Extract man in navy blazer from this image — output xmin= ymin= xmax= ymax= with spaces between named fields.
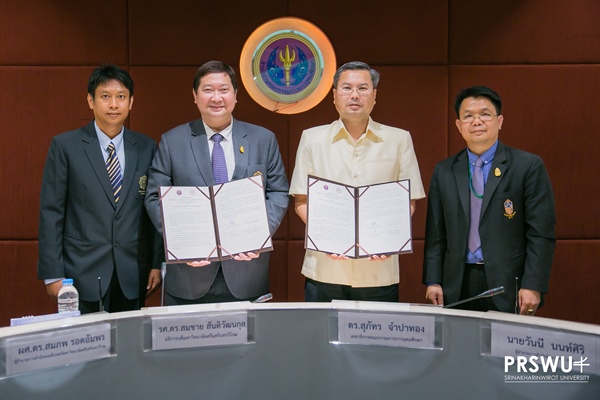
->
xmin=38 ymin=65 xmax=162 ymax=313
xmin=144 ymin=61 xmax=289 ymax=305
xmin=423 ymin=86 xmax=556 ymax=314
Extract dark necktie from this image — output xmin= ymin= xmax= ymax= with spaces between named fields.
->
xmin=106 ymin=142 xmax=123 ymax=203
xmin=468 ymin=157 xmax=484 ymax=253
xmin=211 ymin=133 xmax=228 ymax=184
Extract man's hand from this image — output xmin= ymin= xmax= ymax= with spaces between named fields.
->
xmin=518 ymin=288 xmax=541 ymax=315
xmin=326 ymin=253 xmax=350 ymax=260
xmin=46 ymin=280 xmax=63 ymax=301
xmin=187 ymin=260 xmax=211 ymax=267
xmin=426 ymin=284 xmax=444 ymax=306
xmin=233 ymin=252 xmax=259 ymax=261
xmin=146 ymin=269 xmax=161 ymax=294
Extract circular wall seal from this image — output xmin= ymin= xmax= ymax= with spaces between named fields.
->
xmin=240 ymin=17 xmax=336 ymax=114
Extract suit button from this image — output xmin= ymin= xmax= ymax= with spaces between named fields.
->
xmin=114 ymin=242 xmax=119 ymax=247
xmin=115 ymin=215 xmax=121 ymax=220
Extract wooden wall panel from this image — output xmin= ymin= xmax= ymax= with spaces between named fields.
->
xmin=0 ymin=67 xmax=99 ymax=239
xmin=536 ymin=240 xmax=600 ymax=325
xmin=399 ymin=240 xmax=425 ymax=304
xmin=449 ymin=65 xmax=600 ymax=239
xmin=287 ymin=241 xmax=306 ymax=302
xmin=128 ymin=0 xmax=288 ymax=66
xmin=450 ymin=0 xmax=600 ymax=64
xmin=0 ymin=242 xmax=54 ymax=325
xmin=289 ymin=0 xmax=448 ymax=65
xmin=269 ymin=240 xmax=289 ymax=302
xmin=128 ymin=67 xmax=200 ymax=141
xmin=0 ymin=0 xmax=128 ymax=65
xmin=1 ymin=0 xmax=598 ymax=327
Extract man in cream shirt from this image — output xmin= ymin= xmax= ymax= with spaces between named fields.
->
xmin=290 ymin=61 xmax=425 ymax=302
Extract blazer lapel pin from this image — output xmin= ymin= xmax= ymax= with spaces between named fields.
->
xmin=239 ymin=146 xmax=244 ymax=154
xmin=494 ymin=167 xmax=501 ymax=177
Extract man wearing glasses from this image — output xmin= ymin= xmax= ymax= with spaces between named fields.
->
xmin=423 ymin=86 xmax=556 ymax=315
xmin=289 ymin=61 xmax=425 ymax=302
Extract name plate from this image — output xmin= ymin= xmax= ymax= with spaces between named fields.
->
xmin=151 ymin=312 xmax=249 ymax=350
xmin=336 ymin=311 xmax=437 ymax=349
xmin=491 ymin=322 xmax=600 ymax=376
xmin=4 ymin=323 xmax=112 ymax=377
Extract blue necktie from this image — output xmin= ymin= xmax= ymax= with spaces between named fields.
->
xmin=468 ymin=157 xmax=484 ymax=253
xmin=211 ymin=133 xmax=228 ymax=184
xmin=106 ymin=142 xmax=122 ymax=203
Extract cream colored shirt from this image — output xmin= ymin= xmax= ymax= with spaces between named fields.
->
xmin=289 ymin=118 xmax=426 ymax=287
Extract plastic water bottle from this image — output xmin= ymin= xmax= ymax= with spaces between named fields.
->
xmin=58 ymin=279 xmax=79 ymax=313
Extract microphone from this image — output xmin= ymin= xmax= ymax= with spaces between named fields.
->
xmin=252 ymin=293 xmax=273 ymax=303
xmin=160 ymin=262 xmax=167 ymax=307
xmin=98 ymin=277 xmax=104 ymax=312
xmin=444 ymin=286 xmax=505 ymax=308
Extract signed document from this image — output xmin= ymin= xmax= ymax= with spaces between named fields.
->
xmin=306 ymin=175 xmax=412 ymax=258
xmin=159 ymin=176 xmax=272 ymax=263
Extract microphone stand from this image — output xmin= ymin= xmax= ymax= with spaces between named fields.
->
xmin=444 ymin=286 xmax=505 ymax=308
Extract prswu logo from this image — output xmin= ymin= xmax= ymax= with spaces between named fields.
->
xmin=505 ymin=355 xmax=589 ymax=373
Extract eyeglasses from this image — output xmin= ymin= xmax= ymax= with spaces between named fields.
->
xmin=337 ymin=86 xmax=372 ymax=97
xmin=460 ymin=112 xmax=497 ymax=123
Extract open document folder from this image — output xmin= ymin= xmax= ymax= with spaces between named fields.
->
xmin=306 ymin=175 xmax=412 ymax=258
xmin=159 ymin=175 xmax=272 ymax=263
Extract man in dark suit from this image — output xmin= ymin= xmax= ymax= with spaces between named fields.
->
xmin=144 ymin=61 xmax=289 ymax=305
xmin=38 ymin=65 xmax=162 ymax=314
xmin=423 ymin=86 xmax=556 ymax=314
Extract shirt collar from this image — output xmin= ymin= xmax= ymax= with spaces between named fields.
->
xmin=467 ymin=140 xmax=498 ymax=165
xmin=204 ymin=120 xmax=233 ymax=141
xmin=94 ymin=121 xmax=124 ymax=151
xmin=331 ymin=117 xmax=383 ymax=143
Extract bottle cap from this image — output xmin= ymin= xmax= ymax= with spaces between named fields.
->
xmin=62 ymin=278 xmax=74 ymax=285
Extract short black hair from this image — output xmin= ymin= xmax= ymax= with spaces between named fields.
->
xmin=333 ymin=61 xmax=380 ymax=89
xmin=87 ymin=64 xmax=134 ymax=98
xmin=193 ymin=61 xmax=238 ymax=93
xmin=454 ymin=86 xmax=502 ymax=117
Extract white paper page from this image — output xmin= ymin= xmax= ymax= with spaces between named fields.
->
xmin=160 ymin=186 xmax=217 ymax=262
xmin=306 ymin=177 xmax=356 ymax=255
xmin=357 ymin=180 xmax=412 ymax=256
xmin=213 ymin=176 xmax=272 ymax=256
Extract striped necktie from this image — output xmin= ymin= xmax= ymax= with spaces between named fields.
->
xmin=106 ymin=142 xmax=123 ymax=202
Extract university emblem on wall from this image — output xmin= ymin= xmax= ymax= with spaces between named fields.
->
xmin=240 ymin=17 xmax=336 ymax=114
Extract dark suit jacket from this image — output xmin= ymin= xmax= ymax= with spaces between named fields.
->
xmin=422 ymin=141 xmax=556 ymax=312
xmin=38 ymin=121 xmax=162 ymax=303
xmin=144 ymin=118 xmax=289 ymax=300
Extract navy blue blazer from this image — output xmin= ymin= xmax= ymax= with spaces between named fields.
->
xmin=422 ymin=141 xmax=556 ymax=312
xmin=38 ymin=121 xmax=162 ymax=302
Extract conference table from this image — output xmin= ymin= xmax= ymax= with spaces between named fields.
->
xmin=1 ymin=301 xmax=598 ymax=399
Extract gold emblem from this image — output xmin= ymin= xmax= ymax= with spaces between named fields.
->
xmin=254 ymin=171 xmax=262 ymax=176
xmin=279 ymin=44 xmax=296 ymax=87
xmin=503 ymin=199 xmax=516 ymax=219
xmin=240 ymin=146 xmax=245 ymax=154
xmin=495 ymin=167 xmax=501 ymax=177
xmin=138 ymin=175 xmax=148 ymax=195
